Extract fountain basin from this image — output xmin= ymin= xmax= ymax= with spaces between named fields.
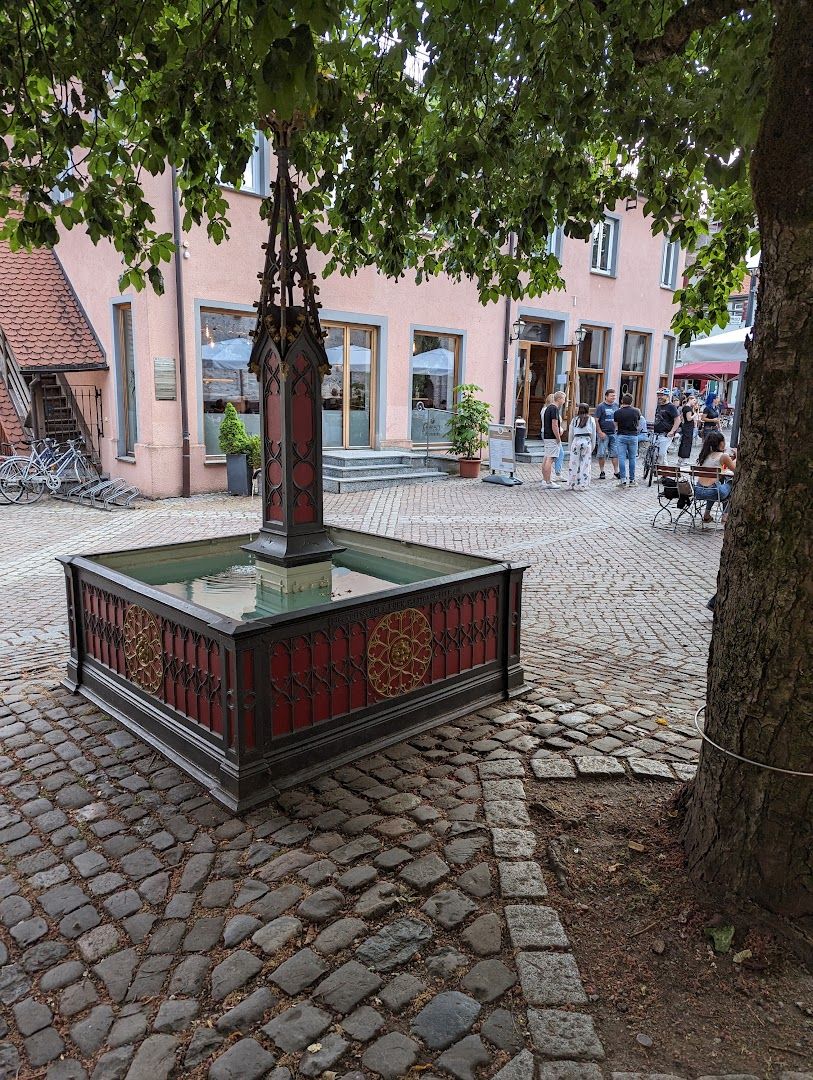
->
xmin=60 ymin=527 xmax=525 ymax=811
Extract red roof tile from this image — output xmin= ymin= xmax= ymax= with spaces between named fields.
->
xmin=0 ymin=240 xmax=106 ymax=371
xmin=0 ymin=376 xmax=27 ymax=450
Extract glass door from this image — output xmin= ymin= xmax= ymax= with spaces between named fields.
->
xmin=515 ymin=344 xmax=530 ymax=422
xmin=526 ymin=345 xmax=553 ymax=437
xmin=322 ymin=323 xmax=376 ymax=448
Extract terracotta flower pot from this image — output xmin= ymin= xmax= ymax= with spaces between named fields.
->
xmin=458 ymin=458 xmax=481 ymax=479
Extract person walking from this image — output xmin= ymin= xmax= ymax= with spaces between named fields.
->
xmin=677 ymin=396 xmax=697 ymax=462
xmin=540 ymin=391 xmax=566 ymax=488
xmin=653 ymin=388 xmax=680 ymax=463
xmin=614 ymin=392 xmax=641 ymax=486
xmin=566 ymin=403 xmax=597 ymax=490
xmin=594 ymin=388 xmax=620 ymax=480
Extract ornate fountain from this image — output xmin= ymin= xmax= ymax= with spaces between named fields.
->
xmin=60 ymin=121 xmax=526 ymax=811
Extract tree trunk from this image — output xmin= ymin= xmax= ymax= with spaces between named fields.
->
xmin=682 ymin=0 xmax=813 ymax=952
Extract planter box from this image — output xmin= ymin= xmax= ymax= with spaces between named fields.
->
xmin=60 ymin=528 xmax=525 ymax=811
xmin=458 ymin=458 xmax=481 ymax=479
xmin=226 ymin=453 xmax=252 ymax=496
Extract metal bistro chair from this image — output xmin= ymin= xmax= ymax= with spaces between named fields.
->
xmin=673 ymin=465 xmax=724 ymax=531
xmin=652 ymin=464 xmax=686 ymax=528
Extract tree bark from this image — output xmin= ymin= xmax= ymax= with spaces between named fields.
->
xmin=682 ymin=0 xmax=813 ymax=953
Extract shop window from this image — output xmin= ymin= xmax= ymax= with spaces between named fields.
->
xmin=620 ymin=331 xmax=650 ymax=408
xmin=200 ymin=309 xmax=258 ymax=456
xmin=411 ymin=331 xmax=461 ymax=443
xmin=576 ymin=326 xmax=606 ymax=407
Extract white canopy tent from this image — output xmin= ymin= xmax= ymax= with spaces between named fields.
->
xmin=677 ymin=326 xmax=749 ymax=365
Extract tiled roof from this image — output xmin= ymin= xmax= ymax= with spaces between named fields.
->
xmin=0 ymin=376 xmax=27 ymax=450
xmin=0 ymin=240 xmax=107 ymax=371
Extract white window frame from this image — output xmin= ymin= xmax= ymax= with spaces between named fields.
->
xmin=660 ymin=240 xmax=680 ymax=289
xmin=590 ymin=217 xmax=618 ymax=276
xmin=219 ymin=130 xmax=266 ymax=195
xmin=51 ymin=150 xmax=74 ymax=204
xmin=544 ymin=226 xmax=563 ymax=259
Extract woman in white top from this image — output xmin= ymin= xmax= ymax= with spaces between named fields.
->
xmin=566 ymin=403 xmax=597 ymax=490
xmin=693 ymin=431 xmax=736 ymax=522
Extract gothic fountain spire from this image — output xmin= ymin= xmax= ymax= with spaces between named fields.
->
xmin=243 ymin=116 xmax=342 ymax=592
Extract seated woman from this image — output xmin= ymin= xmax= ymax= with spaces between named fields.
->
xmin=693 ymin=432 xmax=736 ymax=522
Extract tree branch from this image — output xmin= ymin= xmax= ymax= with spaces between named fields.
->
xmin=632 ymin=0 xmax=756 ymax=66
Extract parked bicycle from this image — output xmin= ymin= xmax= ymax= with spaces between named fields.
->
xmin=0 ymin=439 xmax=97 ymax=504
xmin=641 ymin=432 xmax=660 ymax=487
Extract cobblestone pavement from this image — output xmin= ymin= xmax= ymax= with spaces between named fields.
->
xmin=0 ymin=468 xmax=773 ymax=1080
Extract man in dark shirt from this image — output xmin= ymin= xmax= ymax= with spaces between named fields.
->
xmin=593 ymin=389 xmax=620 ymax=480
xmin=541 ymin=391 xmax=566 ymax=488
xmin=653 ymin=388 xmax=680 ymax=463
xmin=614 ymin=392 xmax=642 ymax=486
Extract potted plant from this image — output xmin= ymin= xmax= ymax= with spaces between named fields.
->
xmin=218 ymin=403 xmax=252 ymax=496
xmin=447 ymin=384 xmax=491 ymax=478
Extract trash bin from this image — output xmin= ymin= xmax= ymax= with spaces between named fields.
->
xmin=514 ymin=418 xmax=527 ymax=455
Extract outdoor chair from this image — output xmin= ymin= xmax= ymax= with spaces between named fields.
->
xmin=673 ymin=465 xmax=724 ymax=532
xmin=652 ymin=464 xmax=685 ymax=528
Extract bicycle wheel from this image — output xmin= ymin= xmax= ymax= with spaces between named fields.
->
xmin=643 ymin=448 xmax=656 ymax=486
xmin=0 ymin=459 xmax=25 ymax=503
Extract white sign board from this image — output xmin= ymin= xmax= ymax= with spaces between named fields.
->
xmin=487 ymin=425 xmax=516 ymax=475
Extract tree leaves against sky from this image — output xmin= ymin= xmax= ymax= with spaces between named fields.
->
xmin=0 ymin=0 xmax=769 ymax=340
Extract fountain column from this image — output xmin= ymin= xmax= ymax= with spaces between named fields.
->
xmin=243 ymin=119 xmax=342 ymax=592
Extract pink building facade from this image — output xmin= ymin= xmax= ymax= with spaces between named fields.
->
xmin=38 ymin=148 xmax=683 ymax=498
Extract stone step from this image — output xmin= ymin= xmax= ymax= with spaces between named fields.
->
xmin=323 ymin=463 xmax=423 ymax=480
xmin=322 ymin=450 xmax=415 ymax=468
xmin=323 ymin=469 xmax=448 ymax=494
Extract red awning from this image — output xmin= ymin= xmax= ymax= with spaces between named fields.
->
xmin=673 ymin=361 xmax=743 ymax=379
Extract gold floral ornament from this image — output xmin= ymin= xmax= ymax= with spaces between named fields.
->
xmin=368 ymin=609 xmax=433 ymax=698
xmin=123 ymin=605 xmax=164 ymax=693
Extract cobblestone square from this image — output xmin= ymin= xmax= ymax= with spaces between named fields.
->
xmin=0 ymin=473 xmax=758 ymax=1080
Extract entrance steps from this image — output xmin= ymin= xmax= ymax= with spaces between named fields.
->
xmin=323 ymin=449 xmax=448 ymax=493
xmin=515 ymin=440 xmax=549 ymax=463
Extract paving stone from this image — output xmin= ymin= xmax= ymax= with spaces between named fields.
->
xmin=153 ymin=998 xmax=199 ymax=1033
xmin=478 ymin=760 xmax=525 ymax=779
xmin=353 ymin=881 xmax=399 ymax=917
xmin=183 ymin=916 xmax=225 ymax=952
xmin=211 ymin=950 xmax=263 ymax=1000
xmin=125 ymin=1033 xmax=179 ymax=1080
xmin=482 ymin=778 xmax=526 ymax=801
xmin=461 ymin=912 xmax=502 ymax=955
xmin=93 ymin=948 xmax=138 ymax=1002
xmin=491 ymin=828 xmax=536 ymax=859
xmin=37 ymin=883 xmax=89 ymax=917
xmin=516 ymin=952 xmax=587 ymax=1005
xmin=70 ymin=1004 xmax=115 ymax=1055
xmin=628 ymin=758 xmax=677 ymax=780
xmin=481 ymin=1007 xmax=525 ymax=1052
xmin=313 ymin=916 xmax=367 ymax=955
xmin=457 ymin=863 xmax=493 ymax=898
xmin=60 ymin=903 xmax=102 ymax=939
xmin=108 ymin=1011 xmax=147 ymax=1047
xmin=90 ymin=1046 xmax=135 ymax=1080
xmin=0 ymin=893 xmax=33 ymax=925
xmin=341 ymin=1005 xmax=386 ymax=1041
xmin=11 ymin=916 xmax=48 ymax=946
xmin=361 ymin=1032 xmax=420 ymax=1080
xmin=460 ymin=958 xmax=517 ymax=1002
xmin=297 ymin=886 xmax=345 ymax=922
xmin=59 ymin=979 xmax=99 ymax=1016
xmin=263 ymin=1003 xmax=333 ymax=1052
xmin=252 ymin=915 xmax=303 ymax=955
xmin=103 ymin=890 xmax=141 ymax=920
xmin=399 ymin=853 xmax=450 ymax=890
xmin=537 ymin=1064 xmax=603 ymax=1080
xmin=499 ymin=861 xmax=548 ymax=898
xmin=168 ymin=955 xmax=211 ymax=997
xmin=0 ymin=1044 xmax=19 ymax=1079
xmin=216 ymin=987 xmax=277 ymax=1032
xmin=46 ymin=1061 xmax=88 ymax=1080
xmin=426 ymin=947 xmax=469 ymax=978
xmin=443 ymin=835 xmax=487 ymax=865
xmin=41 ymin=961 xmax=85 ymax=992
xmin=484 ymin=800 xmax=531 ymax=827
xmin=493 ymin=1050 xmax=536 ymax=1080
xmin=313 ymin=959 xmax=382 ymax=1013
xmin=410 ymin=990 xmax=481 ymax=1049
xmin=222 ymin=914 xmax=263 ymax=947
xmin=378 ymin=972 xmax=425 ymax=1010
xmin=299 ymin=1032 xmax=349 ymax=1077
xmin=14 ymin=997 xmax=53 ymax=1035
xmin=120 ymin=848 xmax=164 ymax=881
xmin=421 ymin=888 xmax=477 ymax=929
xmin=26 ymin=1026 xmax=66 ymax=1067
xmin=183 ymin=1027 xmax=225 ymax=1067
xmin=338 ymin=864 xmax=378 ymax=892
xmin=575 ymin=755 xmax=626 ymax=776
xmin=436 ymin=1034 xmax=491 ymax=1080
xmin=77 ymin=924 xmax=120 ymax=962
xmin=527 ymin=1008 xmax=605 ymax=1060
xmin=355 ymin=916 xmax=433 ymax=971
xmin=269 ymin=947 xmax=329 ymax=995
xmin=531 ymin=758 xmax=577 ymax=780
xmin=253 ymin=884 xmax=304 ymax=920
xmin=505 ymin=905 xmax=569 ymax=949
xmin=331 ymin=836 xmax=381 ymax=865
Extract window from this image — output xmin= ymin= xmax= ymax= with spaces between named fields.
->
xmin=50 ymin=151 xmax=74 ymax=204
xmin=219 ymin=131 xmax=265 ymax=195
xmin=576 ymin=326 xmax=606 ymax=407
xmin=200 ymin=309 xmax=258 ymax=455
xmin=727 ymin=296 xmax=748 ymax=326
xmin=411 ymin=331 xmax=461 ymax=443
xmin=620 ymin=331 xmax=650 ymax=408
xmin=661 ymin=335 xmax=677 ymax=387
xmin=660 ymin=240 xmax=680 ymax=288
xmin=114 ymin=304 xmax=138 ymax=456
xmin=590 ymin=217 xmax=618 ymax=275
xmin=322 ymin=322 xmax=376 ymax=448
xmin=544 ymin=227 xmax=563 ymax=259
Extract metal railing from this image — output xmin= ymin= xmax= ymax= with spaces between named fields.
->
xmin=58 ymin=377 xmax=104 ymax=465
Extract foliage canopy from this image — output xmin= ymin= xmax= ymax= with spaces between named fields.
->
xmin=0 ymin=0 xmax=769 ymax=340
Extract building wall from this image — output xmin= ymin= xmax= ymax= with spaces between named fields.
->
xmin=54 ymin=168 xmax=683 ymax=498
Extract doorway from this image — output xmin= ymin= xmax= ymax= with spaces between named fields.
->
xmin=322 ymin=322 xmax=377 ymax=448
xmin=515 ymin=343 xmax=555 ymax=437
